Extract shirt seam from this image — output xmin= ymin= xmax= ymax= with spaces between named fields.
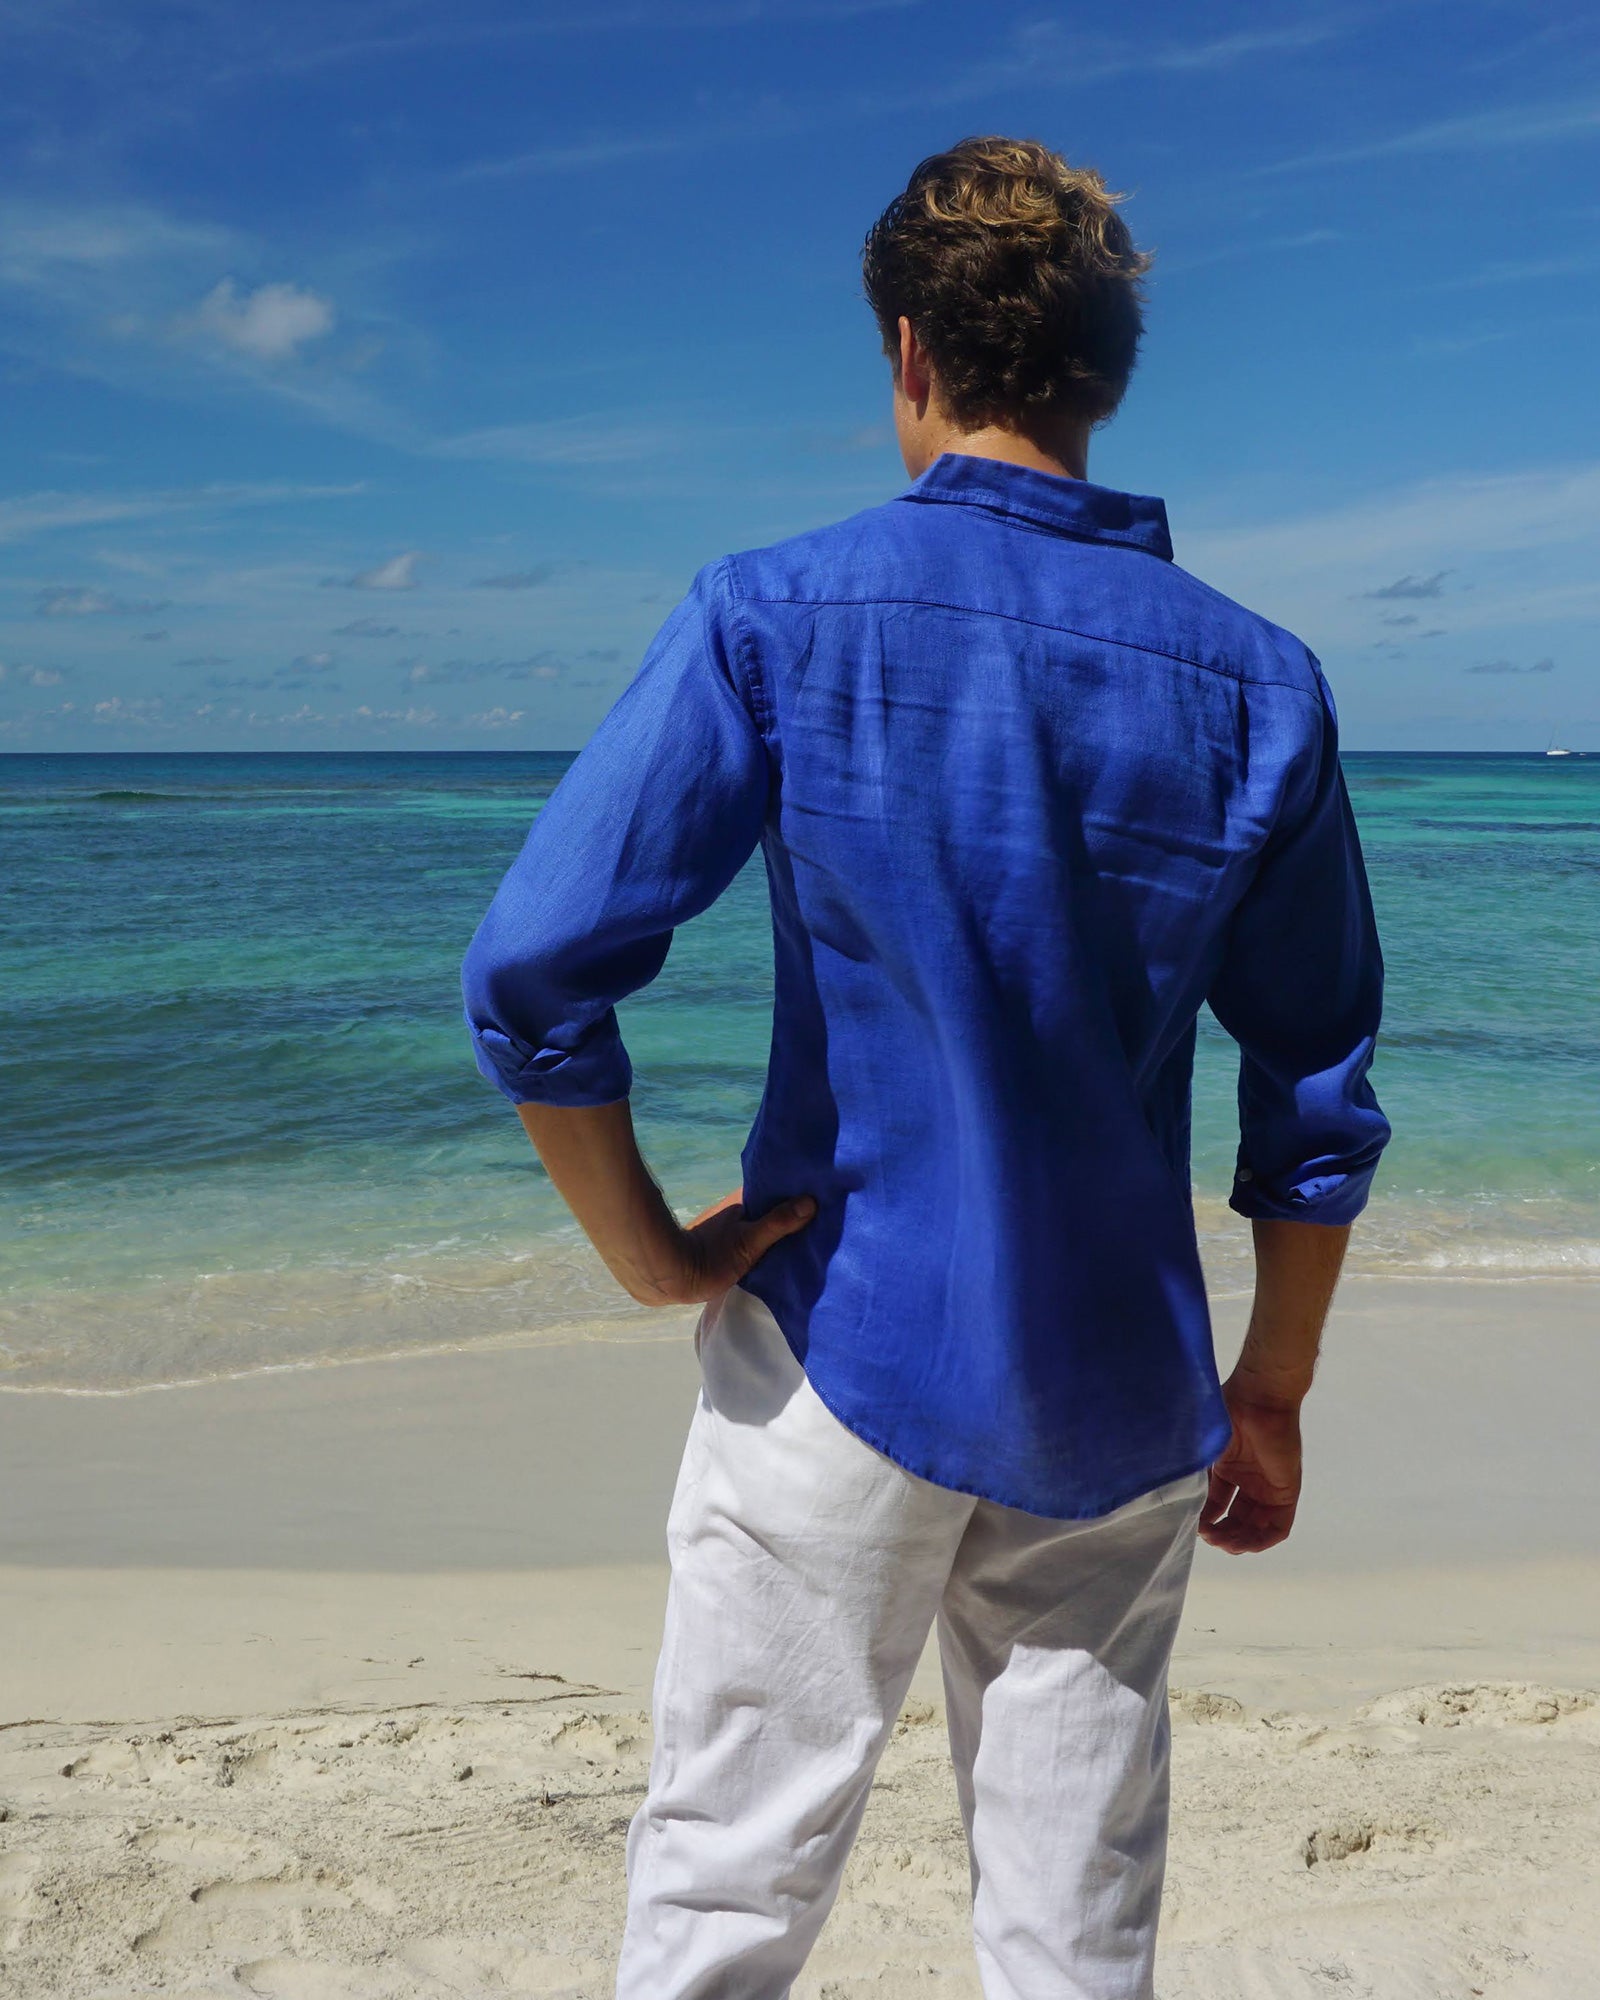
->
xmin=716 ymin=554 xmax=775 ymax=739
xmin=733 ymin=589 xmax=1323 ymax=697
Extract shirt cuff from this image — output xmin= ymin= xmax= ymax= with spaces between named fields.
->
xmin=1227 ymin=1159 xmax=1377 ymax=1227
xmin=468 ymin=1021 xmax=634 ymax=1108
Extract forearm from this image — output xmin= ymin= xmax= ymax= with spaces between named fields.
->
xmin=515 ymin=1099 xmax=816 ymax=1309
xmin=517 ymin=1099 xmax=688 ymax=1305
xmin=1232 ymin=1217 xmax=1350 ymax=1406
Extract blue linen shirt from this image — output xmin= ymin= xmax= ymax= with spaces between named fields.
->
xmin=463 ymin=454 xmax=1389 ymax=1519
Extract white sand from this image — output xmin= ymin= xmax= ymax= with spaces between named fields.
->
xmin=3 ymin=1275 xmax=1598 ymax=1997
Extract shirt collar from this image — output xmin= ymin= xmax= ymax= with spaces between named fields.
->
xmin=897 ymin=452 xmax=1173 ymax=561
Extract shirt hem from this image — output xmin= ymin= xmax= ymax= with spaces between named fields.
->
xmin=749 ymin=1288 xmax=1230 ymax=1523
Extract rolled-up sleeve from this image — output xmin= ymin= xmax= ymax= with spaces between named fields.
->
xmin=461 ymin=559 xmax=769 ymax=1107
xmin=1208 ymin=673 xmax=1391 ymax=1226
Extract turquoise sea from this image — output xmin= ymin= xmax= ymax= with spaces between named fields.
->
xmin=4 ymin=751 xmax=1598 ymax=1391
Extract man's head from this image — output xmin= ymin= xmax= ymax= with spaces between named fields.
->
xmin=862 ymin=137 xmax=1150 ymax=479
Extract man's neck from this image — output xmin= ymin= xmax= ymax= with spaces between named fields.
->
xmin=933 ymin=423 xmax=1089 ymax=482
xmin=901 ymin=414 xmax=1090 ymax=485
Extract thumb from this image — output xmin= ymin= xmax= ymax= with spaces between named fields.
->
xmin=738 ymin=1194 xmax=817 ymax=1266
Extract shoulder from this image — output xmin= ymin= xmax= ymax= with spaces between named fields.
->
xmin=717 ymin=495 xmax=917 ymax=609
xmin=1150 ymin=558 xmax=1329 ymax=704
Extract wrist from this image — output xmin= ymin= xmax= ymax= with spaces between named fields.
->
xmin=607 ymin=1218 xmax=694 ymax=1307
xmin=1227 ymin=1353 xmax=1313 ymax=1411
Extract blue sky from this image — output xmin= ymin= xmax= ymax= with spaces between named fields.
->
xmin=1 ymin=0 xmax=1596 ymax=752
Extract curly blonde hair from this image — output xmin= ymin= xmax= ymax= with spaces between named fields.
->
xmin=861 ymin=137 xmax=1151 ymax=429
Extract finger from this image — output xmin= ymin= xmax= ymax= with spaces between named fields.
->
xmin=735 ymin=1194 xmax=818 ymax=1268
xmin=1203 ymin=1494 xmax=1295 ymax=1553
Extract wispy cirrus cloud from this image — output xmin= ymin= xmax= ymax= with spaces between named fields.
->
xmin=0 ymin=195 xmax=412 ymax=445
xmin=1466 ymin=656 xmax=1556 ymax=675
xmin=1430 ymin=249 xmax=1600 ymax=292
xmin=1159 ymin=228 xmax=1344 ymax=277
xmin=1266 ymin=91 xmax=1600 ymax=173
xmin=0 ymin=199 xmax=233 ymax=291
xmin=1182 ymin=460 xmax=1600 ymax=648
xmin=111 ymin=0 xmax=927 ymax=90
xmin=324 ymin=550 xmax=422 ymax=590
xmin=436 ymin=415 xmax=686 ymax=464
xmin=34 ymin=584 xmax=170 ymax=616
xmin=0 ymin=480 xmax=362 ymax=546
xmin=458 ymin=15 xmax=1348 ymax=179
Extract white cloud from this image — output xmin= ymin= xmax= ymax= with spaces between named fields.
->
xmin=193 ymin=278 xmax=336 ymax=362
xmin=352 ymin=703 xmax=439 ymax=725
xmin=466 ymin=706 xmax=527 ymax=728
xmin=0 ymin=197 xmax=412 ymax=443
xmin=329 ymin=550 xmax=422 ymax=590
xmin=0 ymin=663 xmax=64 ymax=686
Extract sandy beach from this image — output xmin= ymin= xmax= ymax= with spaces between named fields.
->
xmin=3 ymin=1275 xmax=1598 ymax=1998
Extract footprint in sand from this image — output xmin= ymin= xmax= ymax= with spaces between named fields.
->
xmin=131 ymin=1868 xmax=395 ymax=1958
xmin=59 ymin=1734 xmax=188 ymax=1784
xmin=127 ymin=1820 xmax=278 ymax=1869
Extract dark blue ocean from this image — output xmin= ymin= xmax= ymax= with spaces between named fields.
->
xmin=4 ymin=752 xmax=1598 ymax=1388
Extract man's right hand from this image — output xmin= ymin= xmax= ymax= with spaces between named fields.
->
xmin=1199 ymin=1376 xmax=1303 ymax=1554
xmin=1200 ymin=1217 xmax=1350 ymax=1555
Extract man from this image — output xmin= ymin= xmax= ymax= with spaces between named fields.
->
xmin=463 ymin=136 xmax=1388 ymax=2000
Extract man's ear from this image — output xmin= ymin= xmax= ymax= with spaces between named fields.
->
xmin=897 ymin=316 xmax=932 ymax=410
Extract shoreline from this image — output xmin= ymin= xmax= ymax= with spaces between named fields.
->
xmin=3 ymin=1264 xmax=1599 ymax=1401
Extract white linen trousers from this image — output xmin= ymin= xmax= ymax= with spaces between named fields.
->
xmin=614 ymin=1282 xmax=1208 ymax=2000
